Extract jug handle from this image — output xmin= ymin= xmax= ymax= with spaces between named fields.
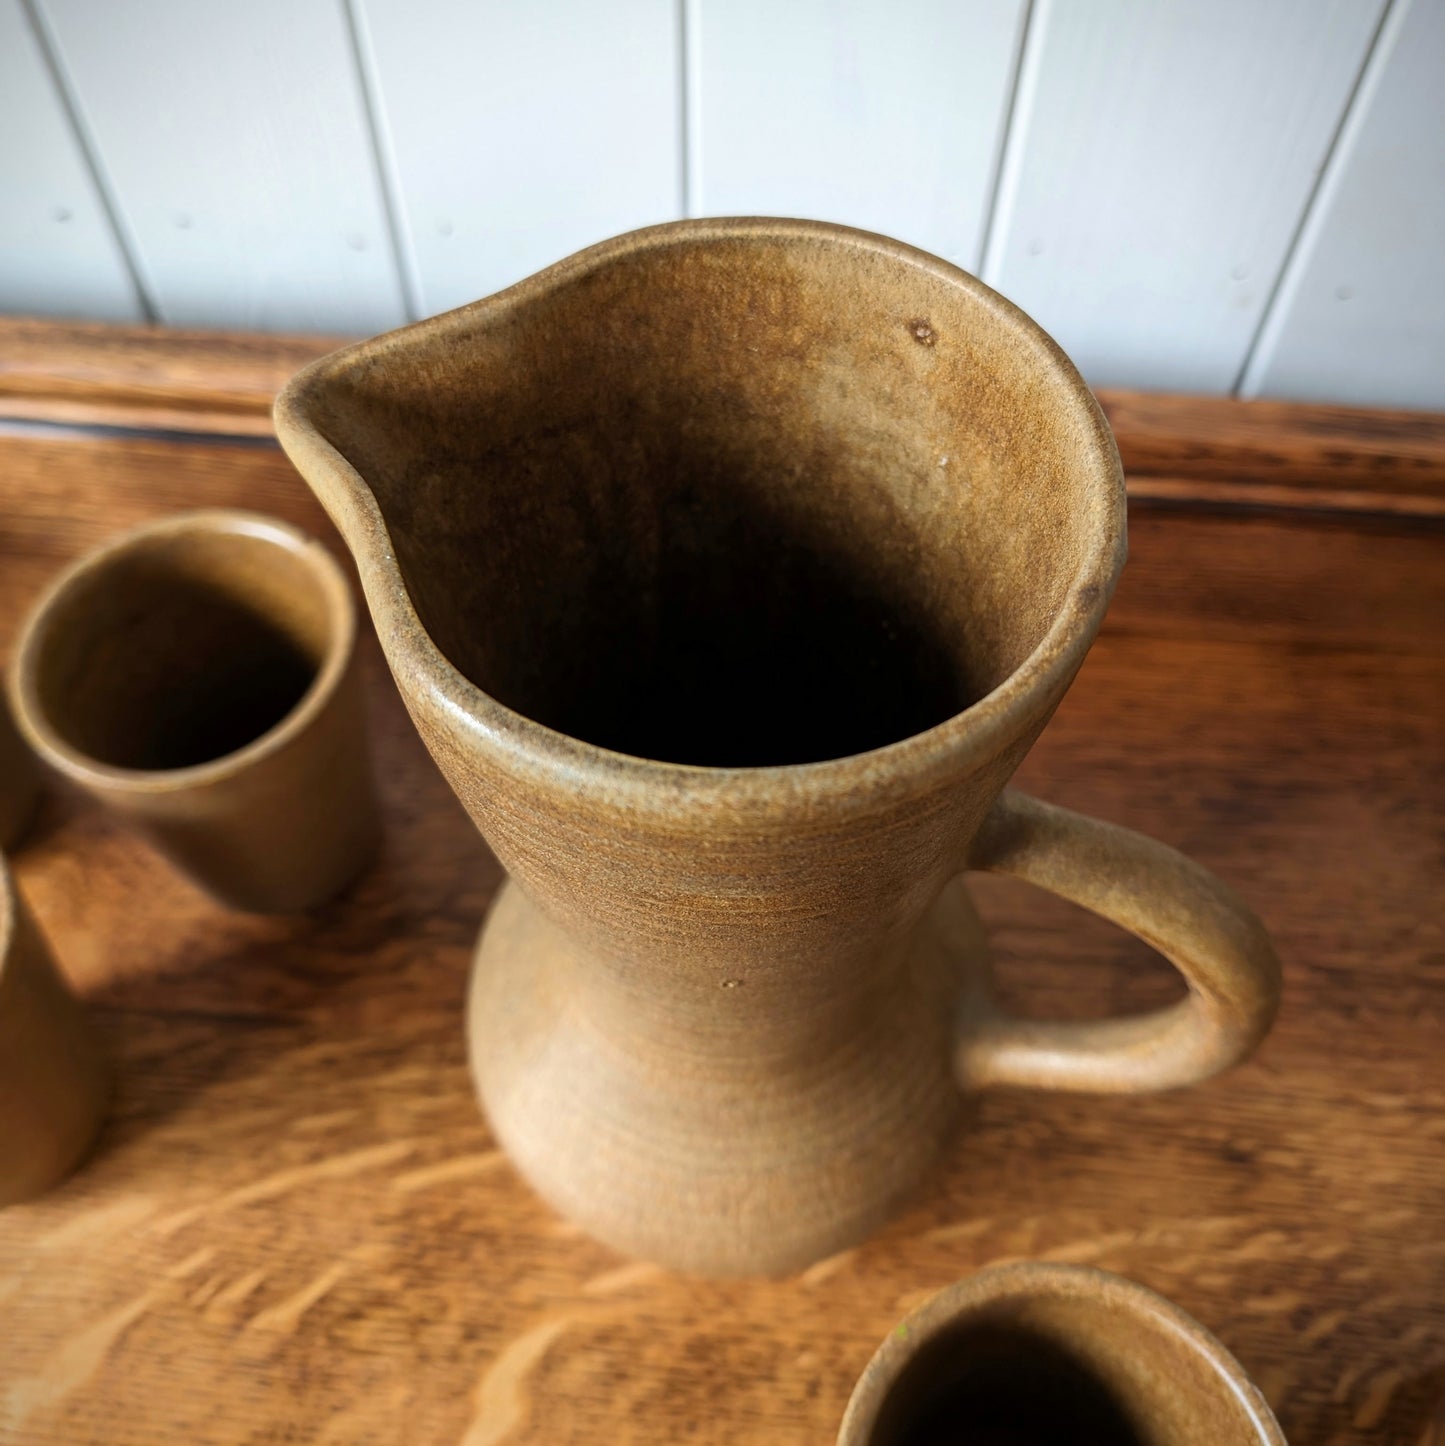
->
xmin=953 ymin=790 xmax=1281 ymax=1093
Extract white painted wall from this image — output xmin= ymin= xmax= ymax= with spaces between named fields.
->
xmin=352 ymin=0 xmax=681 ymax=317
xmin=0 ymin=0 xmax=142 ymax=320
xmin=1 ymin=0 xmax=1440 ymax=407
xmin=35 ymin=0 xmax=407 ymax=332
xmin=981 ymin=0 xmax=1385 ymax=394
xmin=692 ymin=0 xmax=1027 ymax=274
xmin=1241 ymin=0 xmax=1445 ymax=411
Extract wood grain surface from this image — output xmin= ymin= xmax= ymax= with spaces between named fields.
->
xmin=0 ymin=331 xmax=1441 ymax=1445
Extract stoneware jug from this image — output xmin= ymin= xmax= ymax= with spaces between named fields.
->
xmin=837 ymin=1263 xmax=1286 ymax=1445
xmin=275 ymin=219 xmax=1281 ymax=1275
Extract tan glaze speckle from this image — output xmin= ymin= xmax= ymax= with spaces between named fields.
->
xmin=7 ymin=510 xmax=380 ymax=914
xmin=0 ymin=855 xmax=107 ymax=1207
xmin=276 ymin=218 xmax=1281 ymax=1274
xmin=838 ymin=1263 xmax=1286 ymax=1446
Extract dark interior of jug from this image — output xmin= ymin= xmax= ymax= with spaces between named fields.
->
xmin=315 ymin=233 xmax=1103 ymax=767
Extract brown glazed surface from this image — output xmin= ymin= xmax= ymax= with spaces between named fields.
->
xmin=8 ymin=510 xmax=379 ymax=914
xmin=0 ymin=346 xmax=1438 ymax=1441
xmin=838 ymin=1263 xmax=1285 ymax=1446
xmin=0 ymin=855 xmax=107 ymax=1207
xmin=276 ymin=219 xmax=1280 ymax=1273
xmin=0 ymin=682 xmax=42 ymax=851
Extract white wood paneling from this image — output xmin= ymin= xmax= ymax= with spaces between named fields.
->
xmin=1242 ymin=0 xmax=1445 ymax=410
xmin=36 ymin=0 xmax=405 ymax=333
xmin=0 ymin=0 xmax=142 ymax=322
xmin=352 ymin=0 xmax=681 ymax=318
xmin=4 ymin=0 xmax=1440 ymax=407
xmin=984 ymin=0 xmax=1385 ymax=393
xmin=693 ymin=0 xmax=1027 ymax=271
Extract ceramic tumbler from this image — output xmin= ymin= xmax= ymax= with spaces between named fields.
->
xmin=0 ymin=853 xmax=108 ymax=1206
xmin=0 ymin=682 xmax=42 ymax=851
xmin=8 ymin=510 xmax=379 ymax=913
xmin=838 ymin=1263 xmax=1286 ymax=1446
xmin=277 ymin=219 xmax=1281 ymax=1274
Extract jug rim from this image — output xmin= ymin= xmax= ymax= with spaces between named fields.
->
xmin=275 ymin=217 xmax=1125 ymax=811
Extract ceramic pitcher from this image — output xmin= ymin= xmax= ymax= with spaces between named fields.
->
xmin=276 ymin=220 xmax=1280 ymax=1275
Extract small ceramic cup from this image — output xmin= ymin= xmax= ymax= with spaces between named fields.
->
xmin=838 ymin=1263 xmax=1286 ymax=1446
xmin=0 ymin=852 xmax=108 ymax=1206
xmin=0 ymin=681 xmax=42 ymax=851
xmin=8 ymin=510 xmax=380 ymax=913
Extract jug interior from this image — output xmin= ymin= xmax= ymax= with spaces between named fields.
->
xmin=307 ymin=233 xmax=1103 ymax=767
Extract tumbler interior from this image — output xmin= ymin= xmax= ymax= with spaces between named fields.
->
xmin=850 ymin=1275 xmax=1276 ymax=1446
xmin=27 ymin=524 xmax=333 ymax=772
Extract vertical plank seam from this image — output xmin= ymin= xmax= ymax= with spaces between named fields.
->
xmin=18 ymin=0 xmax=158 ymax=322
xmin=340 ymin=0 xmax=422 ymax=322
xmin=978 ymin=0 xmax=1042 ymax=285
xmin=1232 ymin=0 xmax=1400 ymax=399
xmin=681 ymin=0 xmax=704 ymax=217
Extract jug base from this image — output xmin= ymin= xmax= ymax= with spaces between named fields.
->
xmin=467 ymin=878 xmax=983 ymax=1276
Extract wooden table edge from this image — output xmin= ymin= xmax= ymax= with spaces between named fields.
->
xmin=3 ymin=316 xmax=1443 ymax=518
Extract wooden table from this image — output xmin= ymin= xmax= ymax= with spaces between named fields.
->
xmin=0 ymin=321 xmax=1440 ymax=1445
